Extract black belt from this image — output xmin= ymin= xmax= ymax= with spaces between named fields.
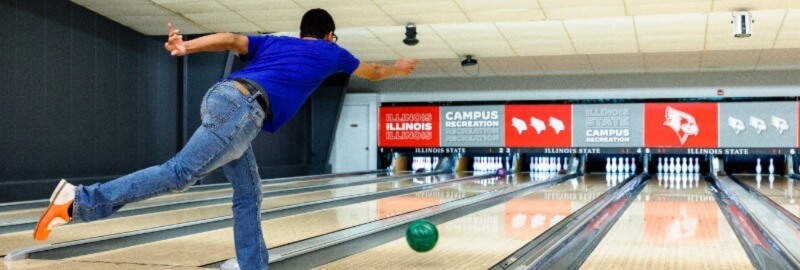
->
xmin=231 ymin=78 xmax=272 ymax=119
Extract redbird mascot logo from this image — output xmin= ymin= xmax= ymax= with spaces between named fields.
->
xmin=663 ymin=106 xmax=699 ymax=145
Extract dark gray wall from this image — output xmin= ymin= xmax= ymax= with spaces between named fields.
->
xmin=0 ymin=0 xmax=178 ymax=201
xmin=0 ymin=0 xmax=349 ymax=202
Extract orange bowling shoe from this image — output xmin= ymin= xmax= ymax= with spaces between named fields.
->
xmin=33 ymin=179 xmax=76 ymax=242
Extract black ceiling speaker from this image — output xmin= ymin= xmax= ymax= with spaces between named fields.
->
xmin=461 ymin=55 xmax=478 ymax=67
xmin=403 ymin=23 xmax=419 ymax=46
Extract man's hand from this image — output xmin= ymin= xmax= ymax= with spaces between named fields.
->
xmin=164 ymin=23 xmax=186 ymax=57
xmin=392 ymin=58 xmax=419 ymax=76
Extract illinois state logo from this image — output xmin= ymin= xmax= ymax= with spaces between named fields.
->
xmin=645 ymin=103 xmax=717 ymax=148
xmin=663 ymin=106 xmax=699 ymax=144
xmin=505 ymin=105 xmax=571 ymax=147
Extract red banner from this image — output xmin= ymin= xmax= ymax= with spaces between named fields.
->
xmin=505 ymin=105 xmax=572 ymax=147
xmin=645 ymin=103 xmax=718 ymax=148
xmin=379 ymin=106 xmax=440 ymax=147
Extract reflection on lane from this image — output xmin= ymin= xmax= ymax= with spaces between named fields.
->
xmin=0 ymin=173 xmax=455 ymax=257
xmin=58 ymin=173 xmax=510 ymax=267
xmin=0 ymin=172 xmax=400 ymax=225
xmin=581 ymin=174 xmax=751 ymax=270
xmin=735 ymin=174 xmax=800 ymax=219
xmin=316 ymin=173 xmax=606 ymax=270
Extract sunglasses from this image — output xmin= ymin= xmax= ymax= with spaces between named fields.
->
xmin=332 ymin=33 xmax=338 ymax=43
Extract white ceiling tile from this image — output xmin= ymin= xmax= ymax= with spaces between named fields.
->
xmin=74 ymin=0 xmax=152 ymax=5
xmin=626 ymin=1 xmax=711 ymax=16
xmin=775 ymin=10 xmax=800 ymax=48
xmin=203 ymin=22 xmax=262 ymax=33
xmin=636 ymin=14 xmax=707 ymax=52
xmin=643 ymin=51 xmax=701 ymax=72
xmin=712 ymin=0 xmax=800 ymax=12
xmin=757 ymin=48 xmax=800 ymax=70
xmin=238 ymin=8 xmax=306 ymax=22
xmin=565 ymin=17 xmax=638 ymax=54
xmin=184 ymin=12 xmax=248 ymax=24
xmin=84 ymin=4 xmax=173 ymax=16
xmin=535 ymin=54 xmax=594 ymax=75
xmin=543 ymin=5 xmax=626 ymax=20
xmin=589 ymin=53 xmax=646 ymax=74
xmin=118 ymin=17 xmax=209 ymax=35
xmin=538 ymin=0 xmax=624 ymax=8
xmin=466 ymin=9 xmax=545 ymax=22
xmin=293 ymin=0 xmax=376 ymax=9
xmin=159 ymin=1 xmax=229 ymax=14
xmin=455 ymin=0 xmax=540 ymax=12
xmin=391 ymin=13 xmax=470 ymax=25
xmin=701 ymin=49 xmax=761 ymax=70
xmin=215 ymin=0 xmax=299 ymax=11
xmin=336 ymin=16 xmax=398 ymax=28
xmin=324 ymin=5 xmax=385 ymax=18
xmin=254 ymin=20 xmax=298 ymax=32
xmin=380 ymin=1 xmax=462 ymax=16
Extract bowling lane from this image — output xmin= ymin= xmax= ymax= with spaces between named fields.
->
xmin=734 ymin=174 xmax=800 ymax=219
xmin=580 ymin=174 xmax=752 ymax=270
xmin=0 ymin=172 xmax=396 ymax=226
xmin=316 ymin=173 xmax=609 ymax=270
xmin=55 ymin=174 xmax=516 ymax=267
xmin=0 ymin=173 xmax=452 ymax=257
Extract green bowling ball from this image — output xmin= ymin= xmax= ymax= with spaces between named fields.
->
xmin=405 ymin=219 xmax=438 ymax=252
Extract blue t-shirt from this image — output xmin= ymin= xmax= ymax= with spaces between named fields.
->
xmin=227 ymin=35 xmax=360 ymax=132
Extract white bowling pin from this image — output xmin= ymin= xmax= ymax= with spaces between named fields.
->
xmin=769 ymin=158 xmax=775 ymax=175
xmin=666 ymin=157 xmax=672 ymax=173
xmin=694 ymin=158 xmax=700 ymax=173
xmin=658 ymin=157 xmax=663 ymax=173
xmin=611 ymin=158 xmax=618 ymax=173
xmin=631 ymin=158 xmax=637 ymax=174
xmin=551 ymin=157 xmax=557 ymax=172
xmin=682 ymin=157 xmax=688 ymax=174
xmin=623 ymin=157 xmax=629 ymax=173
xmin=756 ymin=158 xmax=762 ymax=174
xmin=606 ymin=157 xmax=612 ymax=172
xmin=557 ymin=158 xmax=562 ymax=172
xmin=563 ymin=157 xmax=569 ymax=171
xmin=529 ymin=157 xmax=534 ymax=172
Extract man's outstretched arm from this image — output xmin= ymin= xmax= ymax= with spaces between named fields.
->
xmin=164 ymin=23 xmax=248 ymax=56
xmin=353 ymin=58 xmax=419 ymax=81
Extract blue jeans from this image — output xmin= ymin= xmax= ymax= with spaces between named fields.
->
xmin=73 ymin=80 xmax=269 ymax=270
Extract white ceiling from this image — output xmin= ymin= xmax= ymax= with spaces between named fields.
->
xmin=72 ymin=0 xmax=800 ymax=78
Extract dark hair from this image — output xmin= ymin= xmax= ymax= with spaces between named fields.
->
xmin=300 ymin=8 xmax=335 ymax=39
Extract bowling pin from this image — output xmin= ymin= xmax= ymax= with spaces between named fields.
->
xmin=688 ymin=158 xmax=694 ymax=174
xmin=631 ymin=158 xmax=637 ymax=174
xmin=606 ymin=157 xmax=611 ymax=173
xmin=658 ymin=157 xmax=663 ymax=173
xmin=682 ymin=157 xmax=688 ymax=174
xmin=622 ymin=157 xmax=629 ymax=173
xmin=694 ymin=157 xmax=700 ymax=173
xmin=557 ymin=158 xmax=562 ymax=173
xmin=611 ymin=158 xmax=618 ymax=173
xmin=756 ymin=158 xmax=762 ymax=174
xmin=530 ymin=157 xmax=534 ymax=172
xmin=769 ymin=158 xmax=775 ymax=175
xmin=551 ymin=157 xmax=557 ymax=172
xmin=667 ymin=157 xmax=673 ymax=173
xmin=563 ymin=157 xmax=569 ymax=171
